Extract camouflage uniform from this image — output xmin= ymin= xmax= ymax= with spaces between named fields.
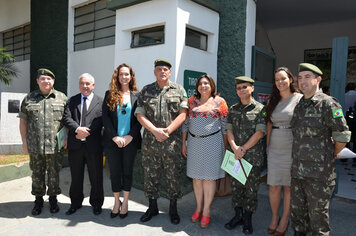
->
xmin=18 ymin=89 xmax=67 ymax=196
xmin=225 ymin=99 xmax=266 ymax=212
xmin=290 ymin=90 xmax=351 ymax=235
xmin=135 ymin=81 xmax=188 ymax=199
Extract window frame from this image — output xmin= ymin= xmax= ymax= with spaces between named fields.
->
xmin=1 ymin=23 xmax=31 ymax=62
xmin=74 ymin=0 xmax=115 ymax=51
xmin=130 ymin=25 xmax=165 ymax=48
xmin=185 ymin=27 xmax=208 ymax=51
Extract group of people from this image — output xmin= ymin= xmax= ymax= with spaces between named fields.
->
xmin=18 ymin=60 xmax=350 ymax=236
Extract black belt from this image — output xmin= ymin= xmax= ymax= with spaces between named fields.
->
xmin=189 ymin=129 xmax=220 ymax=138
xmin=272 ymin=126 xmax=291 ymax=129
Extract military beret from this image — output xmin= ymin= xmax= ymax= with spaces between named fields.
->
xmin=298 ymin=63 xmax=323 ymax=76
xmin=234 ymin=76 xmax=255 ymax=84
xmin=154 ymin=59 xmax=172 ymax=68
xmin=37 ymin=68 xmax=55 ymax=79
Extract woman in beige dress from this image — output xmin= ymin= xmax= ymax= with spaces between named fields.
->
xmin=266 ymin=67 xmax=302 ymax=236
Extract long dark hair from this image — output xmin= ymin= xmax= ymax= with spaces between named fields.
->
xmin=266 ymin=67 xmax=297 ymax=122
xmin=194 ymin=74 xmax=218 ymax=99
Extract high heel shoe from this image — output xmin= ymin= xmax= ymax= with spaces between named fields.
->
xmin=119 ymin=201 xmax=128 ymax=219
xmin=267 ymin=216 xmax=280 ymax=234
xmin=191 ymin=211 xmax=201 ymax=223
xmin=200 ymin=216 xmax=210 ymax=228
xmin=110 ymin=200 xmax=122 ymax=218
xmin=274 ymin=220 xmax=289 ymax=236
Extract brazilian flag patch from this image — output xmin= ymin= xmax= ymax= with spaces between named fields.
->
xmin=262 ymin=111 xmax=267 ymax=117
xmin=332 ymin=109 xmax=343 ymax=118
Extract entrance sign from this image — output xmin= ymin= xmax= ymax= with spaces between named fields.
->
xmin=183 ymin=70 xmax=205 ymax=98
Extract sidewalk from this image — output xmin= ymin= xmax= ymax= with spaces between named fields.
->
xmin=0 ymin=166 xmax=356 ymax=236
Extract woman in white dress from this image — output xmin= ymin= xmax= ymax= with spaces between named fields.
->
xmin=266 ymin=67 xmax=302 ymax=236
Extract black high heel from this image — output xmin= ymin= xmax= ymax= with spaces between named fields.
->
xmin=119 ymin=201 xmax=128 ymax=219
xmin=110 ymin=200 xmax=122 ymax=218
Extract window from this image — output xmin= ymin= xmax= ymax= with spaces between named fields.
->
xmin=2 ymin=24 xmax=31 ymax=61
xmin=74 ymin=0 xmax=115 ymax=51
xmin=131 ymin=26 xmax=164 ymax=48
xmin=251 ymin=46 xmax=276 ymax=83
xmin=186 ymin=28 xmax=207 ymax=51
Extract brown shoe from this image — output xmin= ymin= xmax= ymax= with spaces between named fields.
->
xmin=274 ymin=221 xmax=289 ymax=236
xmin=267 ymin=216 xmax=280 ymax=234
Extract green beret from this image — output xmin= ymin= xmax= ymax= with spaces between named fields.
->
xmin=234 ymin=76 xmax=255 ymax=84
xmin=298 ymin=63 xmax=323 ymax=76
xmin=37 ymin=68 xmax=55 ymax=79
xmin=154 ymin=59 xmax=172 ymax=68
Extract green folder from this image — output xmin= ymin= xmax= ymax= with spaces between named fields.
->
xmin=56 ymin=127 xmax=67 ymax=150
xmin=221 ymin=150 xmax=253 ymax=185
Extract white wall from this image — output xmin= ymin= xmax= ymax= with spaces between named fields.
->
xmin=268 ymin=19 xmax=356 ymax=75
xmin=67 ymin=0 xmax=115 ymax=98
xmin=115 ymin=0 xmax=177 ymax=90
xmin=176 ymin=0 xmax=219 ymax=82
xmin=67 ymin=0 xmax=219 ymax=97
xmin=114 ymin=0 xmax=219 ymax=90
xmin=0 ymin=60 xmax=30 ymax=93
xmin=67 ymin=46 xmax=115 ymax=97
xmin=245 ymin=0 xmax=256 ymax=77
xmin=0 ymin=0 xmax=30 ymax=31
xmin=0 ymin=0 xmax=31 ymax=94
xmin=0 ymin=92 xmax=27 ymax=144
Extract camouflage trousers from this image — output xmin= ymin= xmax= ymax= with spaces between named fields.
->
xmin=230 ymin=165 xmax=261 ymax=212
xmin=142 ymin=152 xmax=184 ymax=200
xmin=29 ymin=153 xmax=63 ymax=196
xmin=291 ymin=178 xmax=335 ymax=236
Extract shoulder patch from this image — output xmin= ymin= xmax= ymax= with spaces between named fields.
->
xmin=333 ymin=109 xmax=343 ymax=118
xmin=262 ymin=110 xmax=267 ymax=117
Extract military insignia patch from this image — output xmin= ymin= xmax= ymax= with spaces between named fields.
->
xmin=332 ymin=109 xmax=343 ymax=118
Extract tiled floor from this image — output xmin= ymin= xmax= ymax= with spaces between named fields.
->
xmin=336 ymin=158 xmax=356 ymax=200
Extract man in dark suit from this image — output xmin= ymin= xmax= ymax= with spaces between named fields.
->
xmin=63 ymin=73 xmax=104 ymax=215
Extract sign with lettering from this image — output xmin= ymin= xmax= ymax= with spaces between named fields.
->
xmin=183 ymin=70 xmax=205 ymax=98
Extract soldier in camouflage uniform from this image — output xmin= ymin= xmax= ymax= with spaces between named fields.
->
xmin=290 ymin=63 xmax=351 ymax=236
xmin=224 ymin=76 xmax=266 ymax=234
xmin=18 ymin=69 xmax=67 ymax=216
xmin=135 ymin=59 xmax=188 ymax=225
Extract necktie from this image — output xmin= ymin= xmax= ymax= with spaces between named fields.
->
xmin=81 ymin=97 xmax=87 ymax=127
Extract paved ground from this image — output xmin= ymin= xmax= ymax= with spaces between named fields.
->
xmin=0 ymin=166 xmax=356 ymax=236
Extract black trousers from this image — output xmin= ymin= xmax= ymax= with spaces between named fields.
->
xmin=68 ymin=143 xmax=104 ymax=208
xmin=105 ymin=141 xmax=137 ymax=192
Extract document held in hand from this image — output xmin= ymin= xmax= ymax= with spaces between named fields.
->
xmin=56 ymin=127 xmax=67 ymax=150
xmin=337 ymin=147 xmax=356 ymax=159
xmin=221 ymin=150 xmax=253 ymax=185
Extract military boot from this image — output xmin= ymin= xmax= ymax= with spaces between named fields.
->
xmin=242 ymin=210 xmax=253 ymax=234
xmin=32 ymin=196 xmax=44 ymax=216
xmin=49 ymin=196 xmax=59 ymax=213
xmin=294 ymin=231 xmax=307 ymax=236
xmin=224 ymin=207 xmax=243 ymax=230
xmin=140 ymin=199 xmax=159 ymax=222
xmin=169 ymin=199 xmax=180 ymax=224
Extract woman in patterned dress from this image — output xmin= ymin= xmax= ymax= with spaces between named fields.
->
xmin=182 ymin=74 xmax=228 ymax=228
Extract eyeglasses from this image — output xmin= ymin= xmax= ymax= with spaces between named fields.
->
xmin=236 ymin=85 xmax=249 ymax=91
xmin=121 ymin=103 xmax=127 ymax=115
